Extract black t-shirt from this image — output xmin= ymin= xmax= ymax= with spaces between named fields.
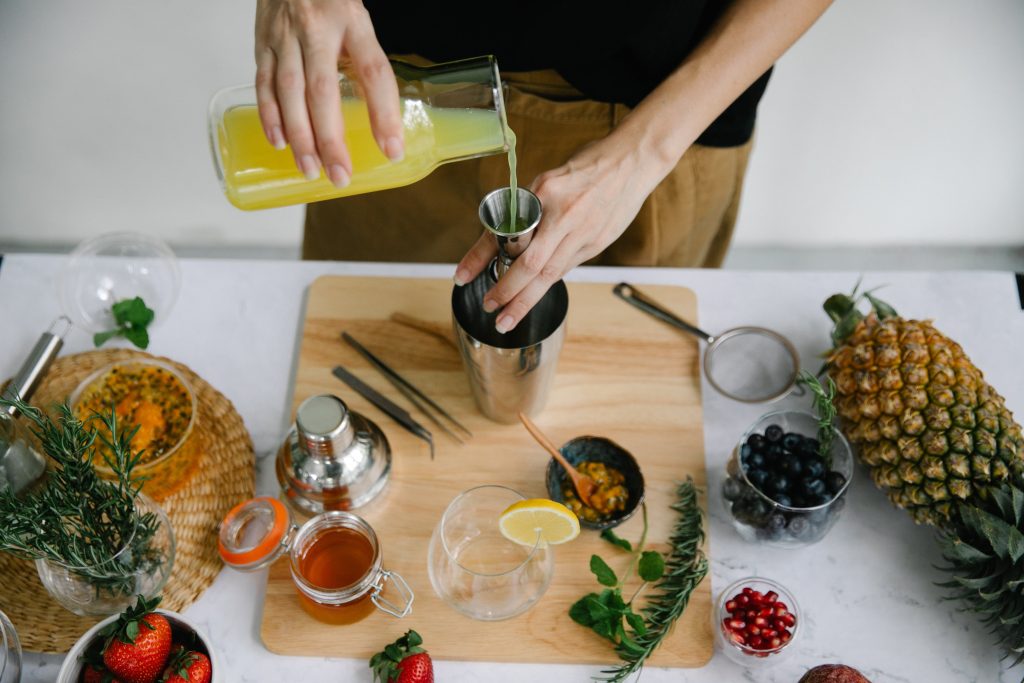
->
xmin=365 ymin=0 xmax=771 ymax=148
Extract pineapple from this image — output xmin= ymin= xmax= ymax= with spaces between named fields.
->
xmin=823 ymin=285 xmax=1024 ymax=527
xmin=823 ymin=283 xmax=1024 ymax=666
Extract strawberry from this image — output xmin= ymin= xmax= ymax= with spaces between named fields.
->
xmin=80 ymin=650 xmax=124 ymax=683
xmin=100 ymin=596 xmax=173 ymax=683
xmin=369 ymin=630 xmax=433 ymax=683
xmin=159 ymin=647 xmax=212 ymax=683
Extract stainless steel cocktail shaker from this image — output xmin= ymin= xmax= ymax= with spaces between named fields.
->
xmin=452 ymin=188 xmax=568 ymax=423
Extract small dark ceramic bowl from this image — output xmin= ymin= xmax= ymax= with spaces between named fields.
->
xmin=545 ymin=436 xmax=645 ymax=531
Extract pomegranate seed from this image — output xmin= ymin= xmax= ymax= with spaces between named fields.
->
xmin=749 ymin=635 xmax=763 ymax=649
xmin=742 ymin=587 xmax=754 ymax=596
xmin=749 ymin=590 xmax=763 ymax=604
xmin=774 ymin=601 xmax=788 ymax=612
xmin=726 ymin=619 xmax=745 ymax=632
xmin=772 ymin=617 xmax=787 ymax=631
xmin=729 ymin=632 xmax=746 ymax=646
xmin=768 ymin=636 xmax=782 ymax=649
xmin=753 ymin=616 xmax=768 ymax=628
xmin=765 ymin=591 xmax=778 ymax=603
xmin=761 ymin=628 xmax=777 ymax=639
xmin=780 ymin=630 xmax=792 ymax=642
xmin=782 ymin=613 xmax=797 ymax=627
xmin=744 ymin=609 xmax=757 ymax=622
xmin=737 ymin=595 xmax=749 ymax=606
xmin=746 ymin=626 xmax=761 ymax=637
xmin=758 ymin=606 xmax=772 ymax=617
xmin=725 ymin=600 xmax=738 ymax=613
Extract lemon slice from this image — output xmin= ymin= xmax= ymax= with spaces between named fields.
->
xmin=498 ymin=498 xmax=581 ymax=547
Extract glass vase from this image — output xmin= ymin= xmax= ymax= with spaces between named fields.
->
xmin=36 ymin=493 xmax=175 ymax=617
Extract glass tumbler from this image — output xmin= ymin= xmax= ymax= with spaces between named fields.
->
xmin=0 ymin=609 xmax=21 ymax=683
xmin=36 ymin=493 xmax=176 ymax=617
xmin=427 ymin=485 xmax=554 ymax=621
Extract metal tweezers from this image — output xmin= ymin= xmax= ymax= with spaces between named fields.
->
xmin=331 ymin=364 xmax=436 ymax=459
xmin=342 ymin=332 xmax=472 ymax=445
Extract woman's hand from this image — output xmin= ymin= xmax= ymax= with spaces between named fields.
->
xmin=454 ymin=133 xmax=664 ymax=334
xmin=254 ymin=0 xmax=403 ymax=188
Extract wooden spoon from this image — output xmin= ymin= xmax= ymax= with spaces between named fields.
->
xmin=518 ymin=412 xmax=597 ymax=507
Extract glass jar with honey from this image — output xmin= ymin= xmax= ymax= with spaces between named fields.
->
xmin=218 ymin=497 xmax=412 ymax=624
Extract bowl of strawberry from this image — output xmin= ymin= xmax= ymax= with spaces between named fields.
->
xmin=723 ymin=410 xmax=853 ymax=547
xmin=715 ymin=577 xmax=800 ymax=667
xmin=56 ymin=596 xmax=219 ymax=683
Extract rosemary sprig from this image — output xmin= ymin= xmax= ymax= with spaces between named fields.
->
xmin=797 ymin=370 xmax=838 ymax=467
xmin=0 ymin=397 xmax=163 ymax=596
xmin=593 ymin=478 xmax=708 ymax=682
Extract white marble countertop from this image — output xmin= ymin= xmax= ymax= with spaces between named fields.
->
xmin=1 ymin=253 xmax=1021 ymax=683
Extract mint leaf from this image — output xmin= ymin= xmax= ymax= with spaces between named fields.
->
xmin=112 ymin=297 xmax=155 ymax=327
xmin=590 ymin=555 xmax=618 ymax=587
xmin=600 ymin=528 xmax=633 ymax=552
xmin=625 ymin=610 xmax=647 ymax=636
xmin=123 ymin=327 xmax=150 ymax=350
xmin=638 ymin=551 xmax=665 ymax=582
xmin=93 ymin=330 xmax=121 ymax=347
xmin=569 ymin=596 xmax=595 ymax=626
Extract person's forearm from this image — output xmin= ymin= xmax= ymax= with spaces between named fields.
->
xmin=614 ymin=0 xmax=833 ymax=184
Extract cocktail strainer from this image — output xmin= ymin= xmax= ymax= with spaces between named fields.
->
xmin=613 ymin=283 xmax=800 ymax=403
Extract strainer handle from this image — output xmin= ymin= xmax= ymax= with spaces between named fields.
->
xmin=613 ymin=283 xmax=714 ymax=344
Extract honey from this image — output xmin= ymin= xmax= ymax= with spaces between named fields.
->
xmin=295 ymin=527 xmax=377 ymax=624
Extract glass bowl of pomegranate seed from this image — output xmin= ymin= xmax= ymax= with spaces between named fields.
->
xmin=715 ymin=577 xmax=800 ymax=667
xmin=722 ymin=410 xmax=853 ymax=548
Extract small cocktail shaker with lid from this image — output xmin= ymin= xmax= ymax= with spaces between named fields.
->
xmin=275 ymin=394 xmax=391 ymax=516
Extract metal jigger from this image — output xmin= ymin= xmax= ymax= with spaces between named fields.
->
xmin=452 ymin=188 xmax=569 ymax=423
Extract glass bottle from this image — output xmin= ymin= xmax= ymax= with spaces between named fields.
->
xmin=209 ymin=55 xmax=511 ymax=210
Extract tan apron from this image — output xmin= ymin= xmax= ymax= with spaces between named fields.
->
xmin=303 ymin=63 xmax=753 ymax=268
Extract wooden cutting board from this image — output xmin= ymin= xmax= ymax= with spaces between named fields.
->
xmin=261 ymin=275 xmax=711 ymax=667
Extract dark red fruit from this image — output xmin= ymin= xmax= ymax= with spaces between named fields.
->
xmin=798 ymin=664 xmax=873 ymax=683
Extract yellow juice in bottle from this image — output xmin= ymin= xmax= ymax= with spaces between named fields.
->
xmin=216 ymin=99 xmax=506 ymax=210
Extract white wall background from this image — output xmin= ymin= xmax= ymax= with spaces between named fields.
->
xmin=0 ymin=0 xmax=1022 ymax=252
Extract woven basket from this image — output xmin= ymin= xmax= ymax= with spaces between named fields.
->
xmin=0 ymin=349 xmax=255 ymax=653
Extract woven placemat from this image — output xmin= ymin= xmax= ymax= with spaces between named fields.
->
xmin=0 ymin=349 xmax=255 ymax=653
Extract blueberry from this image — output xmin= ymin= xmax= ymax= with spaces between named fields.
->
xmin=765 ymin=443 xmax=785 ymax=461
xmin=722 ymin=477 xmax=744 ymax=501
xmin=790 ymin=494 xmax=808 ymax=509
xmin=801 ymin=477 xmax=827 ymax=498
xmin=781 ymin=453 xmax=803 ymax=477
xmin=731 ymin=499 xmax=753 ymax=524
xmin=746 ymin=433 xmax=766 ymax=452
xmin=803 ymin=457 xmax=826 ymax=479
xmin=740 ymin=443 xmax=753 ymax=461
xmin=825 ymin=471 xmax=848 ymax=494
xmin=772 ymin=493 xmax=793 ymax=508
xmin=746 ymin=452 xmax=766 ymax=470
xmin=782 ymin=433 xmax=803 ymax=452
xmin=747 ymin=468 xmax=770 ymax=491
xmin=765 ymin=425 xmax=784 ymax=443
xmin=767 ymin=473 xmax=790 ymax=494
xmin=749 ymin=498 xmax=772 ymax=524
xmin=811 ymin=493 xmax=832 ymax=507
xmin=787 ymin=515 xmax=811 ymax=538
xmin=802 ymin=437 xmax=821 ymax=455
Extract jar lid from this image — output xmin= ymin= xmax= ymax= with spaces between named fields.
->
xmin=218 ymin=496 xmax=292 ymax=570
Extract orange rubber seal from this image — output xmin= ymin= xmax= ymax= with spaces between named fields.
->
xmin=218 ymin=496 xmax=290 ymax=567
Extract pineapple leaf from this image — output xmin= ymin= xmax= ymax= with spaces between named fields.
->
xmin=942 ymin=537 xmax=993 ymax=563
xmin=823 ymin=293 xmax=857 ymax=323
xmin=831 ymin=309 xmax=865 ymax=346
xmin=864 ymin=292 xmax=899 ymax=320
xmin=1014 ymin=487 xmax=1024 ymax=526
xmin=961 ymin=505 xmax=1024 ymax=562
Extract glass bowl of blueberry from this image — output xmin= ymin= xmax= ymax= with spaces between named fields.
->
xmin=723 ymin=410 xmax=853 ymax=547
